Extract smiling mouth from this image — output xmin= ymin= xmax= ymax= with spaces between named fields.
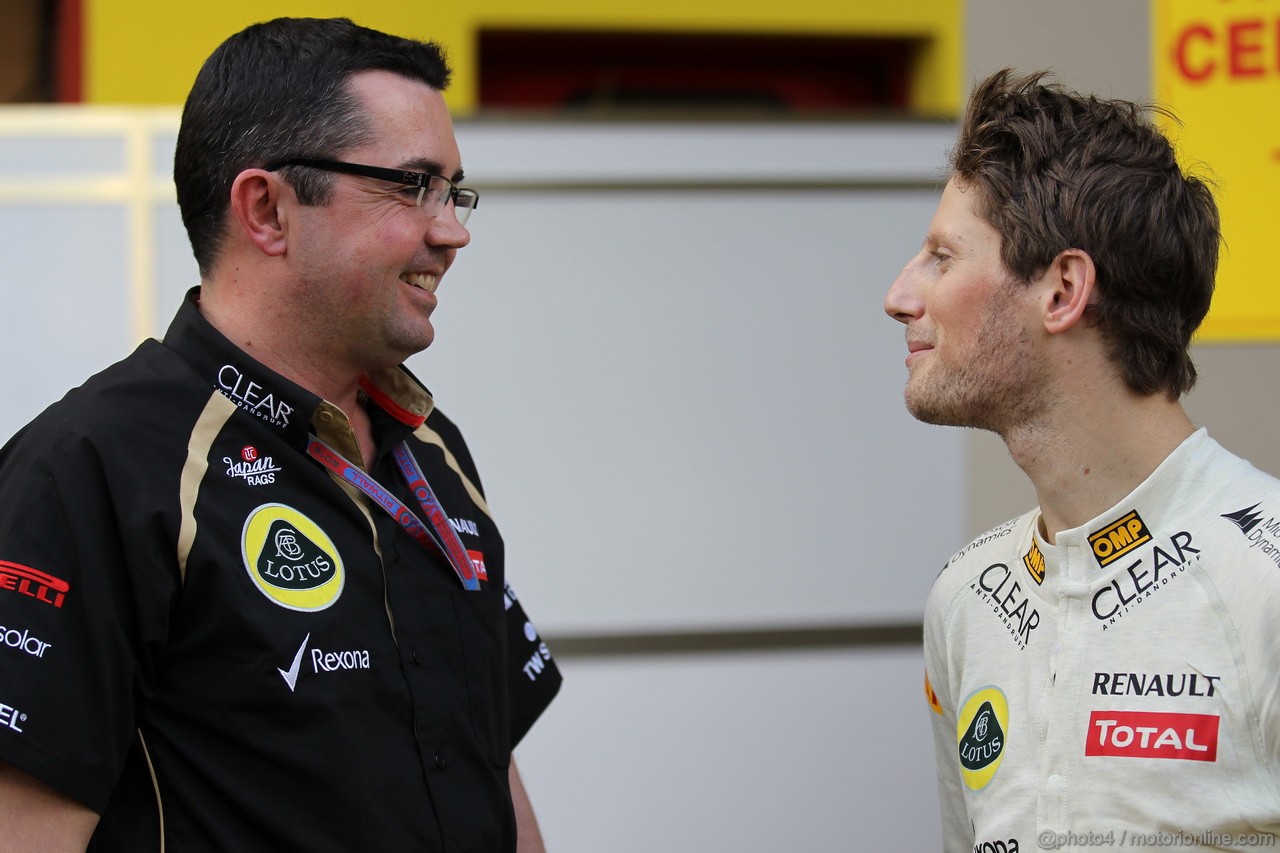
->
xmin=400 ymin=272 xmax=438 ymax=294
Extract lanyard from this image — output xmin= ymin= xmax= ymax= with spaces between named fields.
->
xmin=306 ymin=436 xmax=482 ymax=591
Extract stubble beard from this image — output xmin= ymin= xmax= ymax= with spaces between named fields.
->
xmin=903 ymin=295 xmax=1045 ymax=436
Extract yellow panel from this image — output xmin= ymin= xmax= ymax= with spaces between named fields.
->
xmin=1153 ymin=0 xmax=1280 ymax=342
xmin=84 ymin=0 xmax=960 ymax=116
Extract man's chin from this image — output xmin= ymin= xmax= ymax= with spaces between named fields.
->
xmin=905 ymin=394 xmax=979 ymax=430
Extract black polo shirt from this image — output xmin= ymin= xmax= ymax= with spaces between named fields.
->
xmin=0 ymin=290 xmax=560 ymax=851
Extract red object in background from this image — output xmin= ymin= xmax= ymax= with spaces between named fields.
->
xmin=479 ymin=30 xmax=913 ymax=113
xmin=55 ymin=0 xmax=82 ymax=102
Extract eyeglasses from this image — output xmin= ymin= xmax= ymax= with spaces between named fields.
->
xmin=265 ymin=157 xmax=478 ymax=225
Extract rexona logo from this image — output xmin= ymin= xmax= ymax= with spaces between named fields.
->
xmin=974 ymin=840 xmax=1020 ymax=853
xmin=1086 ymin=710 xmax=1219 ymax=762
xmin=241 ymin=504 xmax=344 ymax=611
xmin=1023 ymin=540 xmax=1045 ymax=585
xmin=1088 ymin=510 xmax=1152 ymax=568
xmin=957 ymin=686 xmax=1009 ymax=790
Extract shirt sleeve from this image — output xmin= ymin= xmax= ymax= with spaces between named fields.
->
xmin=503 ymin=580 xmax=561 ymax=746
xmin=0 ymin=422 xmax=176 ymax=811
xmin=924 ymin=582 xmax=973 ymax=853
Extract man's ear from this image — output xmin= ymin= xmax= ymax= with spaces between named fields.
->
xmin=1041 ymin=248 xmax=1097 ymax=335
xmin=229 ymin=170 xmax=289 ymax=257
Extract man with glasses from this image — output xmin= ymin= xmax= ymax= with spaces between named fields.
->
xmin=0 ymin=17 xmax=560 ymax=851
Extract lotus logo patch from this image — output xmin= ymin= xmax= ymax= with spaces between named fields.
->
xmin=241 ymin=504 xmax=344 ymax=611
xmin=957 ymin=686 xmax=1008 ymax=790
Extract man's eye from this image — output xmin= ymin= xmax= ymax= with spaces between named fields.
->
xmin=397 ymin=186 xmax=422 ymax=200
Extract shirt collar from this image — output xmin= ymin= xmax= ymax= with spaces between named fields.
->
xmin=163 ymin=287 xmax=436 ymax=450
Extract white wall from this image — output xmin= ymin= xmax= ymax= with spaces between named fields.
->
xmin=0 ymin=112 xmax=955 ymax=850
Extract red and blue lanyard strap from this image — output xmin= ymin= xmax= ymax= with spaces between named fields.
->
xmin=306 ymin=436 xmax=482 ymax=591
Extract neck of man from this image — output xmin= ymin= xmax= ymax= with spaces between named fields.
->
xmin=1001 ymin=380 xmax=1196 ymax=545
xmin=198 ymin=279 xmax=378 ymax=464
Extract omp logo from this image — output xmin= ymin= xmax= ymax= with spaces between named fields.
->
xmin=1023 ymin=540 xmax=1045 ymax=585
xmin=0 ymin=561 xmax=69 ymax=609
xmin=957 ymin=686 xmax=1008 ymax=790
xmin=1222 ymin=503 xmax=1264 ymax=536
xmin=241 ymin=504 xmax=344 ymax=611
xmin=1086 ymin=710 xmax=1219 ymax=761
xmin=1088 ymin=510 xmax=1152 ymax=568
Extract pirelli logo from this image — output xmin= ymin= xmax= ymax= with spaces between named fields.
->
xmin=1088 ymin=510 xmax=1152 ymax=568
xmin=1023 ymin=540 xmax=1045 ymax=585
xmin=0 ymin=561 xmax=69 ymax=609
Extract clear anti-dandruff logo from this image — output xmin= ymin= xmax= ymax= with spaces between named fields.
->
xmin=241 ymin=504 xmax=344 ymax=611
xmin=957 ymin=686 xmax=1009 ymax=790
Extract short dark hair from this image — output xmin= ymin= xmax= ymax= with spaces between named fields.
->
xmin=951 ymin=69 xmax=1220 ymax=399
xmin=174 ymin=17 xmax=452 ymax=277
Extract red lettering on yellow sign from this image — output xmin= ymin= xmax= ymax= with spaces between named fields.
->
xmin=1172 ymin=16 xmax=1280 ymax=83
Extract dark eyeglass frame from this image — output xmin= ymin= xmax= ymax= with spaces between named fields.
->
xmin=264 ymin=157 xmax=478 ymax=224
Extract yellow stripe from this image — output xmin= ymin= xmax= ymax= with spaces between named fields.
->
xmin=137 ymin=730 xmax=166 ymax=851
xmin=177 ymin=394 xmax=237 ymax=583
xmin=412 ymin=424 xmax=492 ymax=520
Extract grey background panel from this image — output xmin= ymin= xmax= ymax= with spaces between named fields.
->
xmin=0 ymin=205 xmax=131 ymax=441
xmin=413 ymin=186 xmax=959 ymax=633
xmin=515 ymin=645 xmax=940 ymax=852
xmin=0 ymin=135 xmax=126 ymax=177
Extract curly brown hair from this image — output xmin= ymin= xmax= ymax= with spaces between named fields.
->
xmin=951 ymin=69 xmax=1220 ymax=399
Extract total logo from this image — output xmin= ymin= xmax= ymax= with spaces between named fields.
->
xmin=466 ymin=550 xmax=489 ymax=583
xmin=241 ymin=504 xmax=345 ymax=611
xmin=956 ymin=686 xmax=1009 ymax=790
xmin=1085 ymin=710 xmax=1219 ymax=762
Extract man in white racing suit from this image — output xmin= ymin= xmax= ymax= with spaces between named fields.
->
xmin=884 ymin=69 xmax=1280 ymax=852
